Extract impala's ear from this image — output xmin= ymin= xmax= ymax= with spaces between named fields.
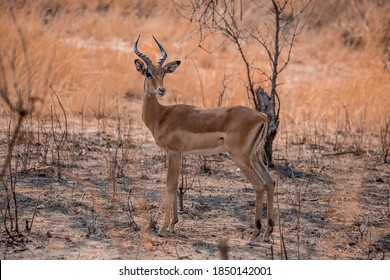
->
xmin=134 ymin=59 xmax=146 ymax=74
xmin=163 ymin=61 xmax=181 ymax=74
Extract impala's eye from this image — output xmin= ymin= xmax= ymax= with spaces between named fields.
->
xmin=145 ymin=71 xmax=152 ymax=78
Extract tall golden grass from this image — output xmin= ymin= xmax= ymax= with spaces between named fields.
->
xmin=0 ymin=0 xmax=389 ymax=143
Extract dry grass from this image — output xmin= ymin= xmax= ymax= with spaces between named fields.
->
xmin=1 ymin=0 xmax=388 ymax=121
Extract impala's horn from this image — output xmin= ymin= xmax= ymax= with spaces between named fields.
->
xmin=133 ymin=35 xmax=153 ymax=66
xmin=152 ymin=35 xmax=167 ymax=66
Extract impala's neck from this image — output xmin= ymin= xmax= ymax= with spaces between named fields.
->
xmin=133 ymin=36 xmax=180 ymax=135
xmin=141 ymin=88 xmax=165 ymax=135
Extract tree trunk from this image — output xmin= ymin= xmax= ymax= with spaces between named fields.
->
xmin=256 ymin=87 xmax=278 ymax=168
xmin=264 ymin=128 xmax=277 ymax=168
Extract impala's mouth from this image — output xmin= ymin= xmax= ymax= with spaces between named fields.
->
xmin=157 ymin=88 xmax=166 ymax=96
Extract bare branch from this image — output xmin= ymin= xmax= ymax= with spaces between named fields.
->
xmin=252 ymin=34 xmax=275 ymax=65
xmin=10 ymin=50 xmax=23 ymax=112
xmin=191 ymin=59 xmax=205 ymax=107
xmin=253 ymin=66 xmax=272 ymax=83
xmin=173 ymin=0 xmax=316 ymax=165
xmin=217 ymin=73 xmax=232 ymax=107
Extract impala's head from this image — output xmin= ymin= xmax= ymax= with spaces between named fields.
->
xmin=134 ymin=35 xmax=180 ymax=97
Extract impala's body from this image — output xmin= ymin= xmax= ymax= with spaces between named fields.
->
xmin=134 ymin=35 xmax=275 ymax=244
xmin=145 ymin=101 xmax=266 ymax=156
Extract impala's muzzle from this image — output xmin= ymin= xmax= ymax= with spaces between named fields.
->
xmin=157 ymin=87 xmax=166 ymax=96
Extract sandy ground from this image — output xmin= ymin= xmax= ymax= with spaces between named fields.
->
xmin=0 ymin=98 xmax=389 ymax=260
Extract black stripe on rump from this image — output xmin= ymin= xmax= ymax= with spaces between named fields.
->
xmin=251 ymin=123 xmax=265 ymax=149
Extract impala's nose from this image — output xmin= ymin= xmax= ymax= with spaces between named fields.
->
xmin=157 ymin=87 xmax=166 ymax=96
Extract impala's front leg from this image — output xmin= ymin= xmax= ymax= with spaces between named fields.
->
xmin=158 ymin=152 xmax=181 ymax=236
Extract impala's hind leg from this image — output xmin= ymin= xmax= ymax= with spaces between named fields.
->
xmin=229 ymin=155 xmax=266 ymax=245
xmin=252 ymin=153 xmax=275 ymax=241
xmin=249 ymin=181 xmax=266 ymax=245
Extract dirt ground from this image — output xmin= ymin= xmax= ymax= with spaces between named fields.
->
xmin=0 ymin=97 xmax=389 ymax=260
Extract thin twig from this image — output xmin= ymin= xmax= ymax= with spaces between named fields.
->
xmin=28 ymin=194 xmax=41 ymax=232
xmin=191 ymin=59 xmax=205 ymax=107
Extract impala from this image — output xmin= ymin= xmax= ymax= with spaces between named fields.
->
xmin=133 ymin=35 xmax=275 ymax=244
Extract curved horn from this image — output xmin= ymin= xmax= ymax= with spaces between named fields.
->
xmin=133 ymin=35 xmax=152 ymax=66
xmin=152 ymin=35 xmax=168 ymax=66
